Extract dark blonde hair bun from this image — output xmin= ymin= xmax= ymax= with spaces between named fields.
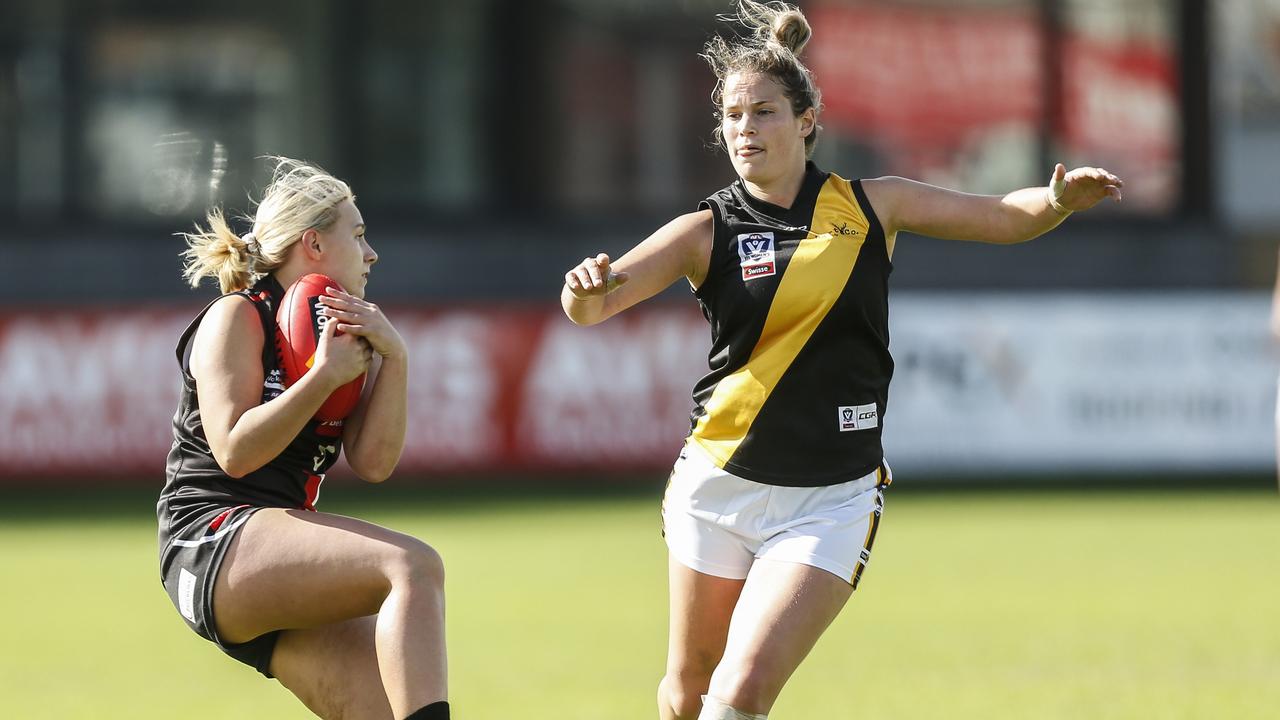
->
xmin=747 ymin=2 xmax=811 ymax=55
xmin=703 ymin=1 xmax=823 ymax=157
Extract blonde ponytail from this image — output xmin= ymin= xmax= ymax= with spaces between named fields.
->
xmin=180 ymin=207 xmax=257 ymax=293
xmin=179 ymin=157 xmax=354 ymax=294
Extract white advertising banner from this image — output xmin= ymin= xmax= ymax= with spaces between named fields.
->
xmin=883 ymin=293 xmax=1274 ymax=472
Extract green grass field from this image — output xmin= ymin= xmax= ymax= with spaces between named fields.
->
xmin=2 ymin=485 xmax=1278 ymax=719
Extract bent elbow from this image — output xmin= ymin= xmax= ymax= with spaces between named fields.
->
xmin=218 ymin=456 xmax=253 ymax=479
xmin=349 ymin=457 xmax=396 ymax=484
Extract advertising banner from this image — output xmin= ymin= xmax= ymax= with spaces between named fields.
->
xmin=0 ymin=294 xmax=1271 ymax=482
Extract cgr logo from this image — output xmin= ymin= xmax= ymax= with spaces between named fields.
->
xmin=736 ymin=232 xmax=776 ymax=280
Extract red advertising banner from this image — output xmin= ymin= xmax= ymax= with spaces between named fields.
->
xmin=807 ymin=5 xmax=1044 ymax=149
xmin=0 ymin=305 xmax=709 ymax=482
xmin=806 ymin=3 xmax=1178 ymax=212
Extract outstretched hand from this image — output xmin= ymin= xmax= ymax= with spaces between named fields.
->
xmin=1049 ymin=163 xmax=1124 ymax=213
xmin=564 ymin=253 xmax=629 ymax=299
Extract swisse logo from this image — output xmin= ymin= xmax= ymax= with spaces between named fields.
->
xmin=737 ymin=232 xmax=776 ymax=280
xmin=838 ymin=403 xmax=878 ymax=432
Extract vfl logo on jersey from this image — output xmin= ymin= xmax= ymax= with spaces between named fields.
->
xmin=838 ymin=403 xmax=878 ymax=432
xmin=737 ymin=232 xmax=776 ymax=280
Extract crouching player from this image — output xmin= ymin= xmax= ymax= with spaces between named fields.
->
xmin=157 ymin=157 xmax=449 ymax=720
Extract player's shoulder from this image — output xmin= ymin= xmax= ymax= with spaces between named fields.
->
xmin=646 ymin=210 xmax=714 ymax=266
xmin=852 ymin=175 xmax=907 ymax=227
xmin=198 ymin=290 xmax=266 ymax=345
xmin=672 ymin=208 xmax=714 ymax=231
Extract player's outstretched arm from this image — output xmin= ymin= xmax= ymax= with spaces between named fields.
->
xmin=864 ymin=163 xmax=1124 ymax=245
xmin=561 ymin=209 xmax=713 ymax=326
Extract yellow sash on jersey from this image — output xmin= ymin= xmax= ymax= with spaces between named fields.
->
xmin=691 ymin=176 xmax=873 ymax=467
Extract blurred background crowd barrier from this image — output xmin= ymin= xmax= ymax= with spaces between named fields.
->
xmin=1 ymin=0 xmax=1278 ymax=484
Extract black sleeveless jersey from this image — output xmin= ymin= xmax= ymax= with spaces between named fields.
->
xmin=687 ymin=162 xmax=893 ymax=487
xmin=158 ymin=275 xmax=345 ymax=533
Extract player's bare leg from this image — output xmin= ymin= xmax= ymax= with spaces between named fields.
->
xmin=659 ymin=556 xmax=746 ymax=720
xmin=213 ymin=508 xmax=447 ymax=718
xmin=704 ymin=559 xmax=854 ymax=715
xmin=271 ymin=615 xmax=392 ymax=719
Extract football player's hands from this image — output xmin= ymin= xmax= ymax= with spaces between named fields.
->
xmin=1047 ymin=163 xmax=1124 ymax=214
xmin=565 ymin=253 xmax=629 ymax=299
xmin=312 ymin=316 xmax=372 ymax=388
xmin=317 ymin=287 xmax=406 ymax=362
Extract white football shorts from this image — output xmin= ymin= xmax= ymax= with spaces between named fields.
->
xmin=661 ymin=442 xmax=888 ymax=588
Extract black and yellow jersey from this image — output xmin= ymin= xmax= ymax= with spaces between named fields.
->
xmin=687 ymin=162 xmax=892 ymax=487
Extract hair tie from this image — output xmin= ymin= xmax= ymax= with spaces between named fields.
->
xmin=242 ymin=232 xmax=261 ymax=256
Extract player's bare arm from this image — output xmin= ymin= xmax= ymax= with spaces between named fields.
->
xmin=192 ymin=293 xmax=370 ymax=478
xmin=864 ymin=163 xmax=1124 ymax=245
xmin=561 ymin=209 xmax=713 ymax=325
xmin=318 ymin=289 xmax=408 ymax=482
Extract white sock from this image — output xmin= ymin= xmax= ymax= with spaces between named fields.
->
xmin=698 ymin=695 xmax=768 ymax=720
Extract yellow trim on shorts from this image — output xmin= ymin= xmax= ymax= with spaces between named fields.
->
xmin=851 ymin=490 xmax=884 ymax=590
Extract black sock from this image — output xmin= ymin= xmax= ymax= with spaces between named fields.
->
xmin=403 ymin=701 xmax=449 ymax=720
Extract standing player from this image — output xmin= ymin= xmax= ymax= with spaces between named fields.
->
xmin=158 ymin=158 xmax=450 ymax=720
xmin=561 ymin=2 xmax=1124 ymax=719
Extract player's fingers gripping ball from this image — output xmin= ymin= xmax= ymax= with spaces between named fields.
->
xmin=276 ymin=272 xmax=366 ymax=421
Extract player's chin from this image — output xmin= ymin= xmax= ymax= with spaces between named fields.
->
xmin=732 ymin=157 xmax=767 ymax=183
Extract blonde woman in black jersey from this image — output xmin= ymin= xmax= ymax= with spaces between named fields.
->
xmin=561 ymin=3 xmax=1123 ymax=719
xmin=159 ymin=158 xmax=449 ymax=720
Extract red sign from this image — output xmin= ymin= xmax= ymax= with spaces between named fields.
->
xmin=807 ymin=5 xmax=1044 ymax=148
xmin=0 ymin=305 xmax=710 ymax=482
xmin=806 ymin=4 xmax=1178 ymax=212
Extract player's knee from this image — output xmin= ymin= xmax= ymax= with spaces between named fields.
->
xmin=709 ymin=660 xmax=782 ymax=715
xmin=660 ymin=671 xmax=712 ymax=718
xmin=387 ymin=537 xmax=445 ymax=592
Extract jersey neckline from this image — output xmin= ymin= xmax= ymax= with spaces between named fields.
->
xmin=731 ymin=161 xmax=829 ymax=228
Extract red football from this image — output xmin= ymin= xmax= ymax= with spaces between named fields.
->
xmin=275 ymin=273 xmax=366 ymax=421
